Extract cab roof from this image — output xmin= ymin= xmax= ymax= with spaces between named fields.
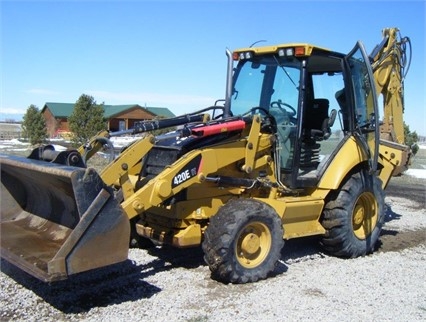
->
xmin=233 ymin=43 xmax=333 ymax=56
xmin=233 ymin=43 xmax=345 ymax=73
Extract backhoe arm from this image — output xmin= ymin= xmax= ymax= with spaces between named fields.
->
xmin=370 ymin=27 xmax=411 ymax=145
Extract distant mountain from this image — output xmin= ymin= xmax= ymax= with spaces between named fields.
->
xmin=0 ymin=113 xmax=23 ymax=123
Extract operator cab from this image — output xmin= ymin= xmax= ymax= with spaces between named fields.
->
xmin=230 ymin=43 xmax=378 ymax=189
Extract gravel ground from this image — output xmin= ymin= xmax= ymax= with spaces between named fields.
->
xmin=1 ymin=178 xmax=425 ymax=322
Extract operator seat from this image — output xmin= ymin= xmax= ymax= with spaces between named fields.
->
xmin=304 ymin=98 xmax=336 ymax=140
xmin=300 ymin=98 xmax=337 ymax=169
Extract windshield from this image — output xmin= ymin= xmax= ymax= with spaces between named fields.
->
xmin=230 ymin=56 xmax=302 ymax=117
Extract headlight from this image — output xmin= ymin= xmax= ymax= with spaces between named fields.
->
xmin=278 ymin=47 xmax=294 ymax=57
xmin=235 ymin=51 xmax=254 ymax=60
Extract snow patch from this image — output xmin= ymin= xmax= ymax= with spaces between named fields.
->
xmin=404 ymin=168 xmax=426 ymax=179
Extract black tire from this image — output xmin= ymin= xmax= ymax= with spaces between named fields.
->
xmin=320 ymin=171 xmax=385 ymax=257
xmin=202 ymin=199 xmax=284 ymax=284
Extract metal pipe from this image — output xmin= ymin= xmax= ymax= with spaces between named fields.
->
xmin=224 ymin=48 xmax=234 ymax=118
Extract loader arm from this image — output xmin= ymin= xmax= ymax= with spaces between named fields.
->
xmin=121 ymin=116 xmax=273 ymax=220
xmin=100 ymin=135 xmax=155 ymax=200
xmin=77 ymin=130 xmax=111 ymax=161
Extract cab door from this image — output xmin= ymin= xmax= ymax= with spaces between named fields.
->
xmin=344 ymin=41 xmax=380 ymax=172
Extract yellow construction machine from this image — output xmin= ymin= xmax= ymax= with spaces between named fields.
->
xmin=0 ymin=28 xmax=412 ymax=284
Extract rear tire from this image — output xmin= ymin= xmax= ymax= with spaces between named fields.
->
xmin=202 ymin=199 xmax=284 ymax=284
xmin=320 ymin=171 xmax=385 ymax=257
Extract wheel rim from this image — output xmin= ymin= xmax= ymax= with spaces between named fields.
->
xmin=235 ymin=221 xmax=272 ymax=268
xmin=352 ymin=192 xmax=378 ymax=240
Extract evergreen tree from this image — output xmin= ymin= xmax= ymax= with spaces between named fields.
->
xmin=68 ymin=94 xmax=107 ymax=146
xmin=21 ymin=104 xmax=48 ymax=145
xmin=404 ymin=123 xmax=419 ymax=155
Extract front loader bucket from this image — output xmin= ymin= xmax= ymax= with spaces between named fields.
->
xmin=0 ymin=154 xmax=130 ymax=282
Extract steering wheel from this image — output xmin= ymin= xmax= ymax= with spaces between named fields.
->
xmin=270 ymin=100 xmax=297 ymax=117
xmin=249 ymin=106 xmax=271 ymax=117
xmin=246 ymin=107 xmax=277 ymax=133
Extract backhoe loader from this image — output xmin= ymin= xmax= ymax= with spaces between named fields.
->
xmin=0 ymin=28 xmax=412 ymax=284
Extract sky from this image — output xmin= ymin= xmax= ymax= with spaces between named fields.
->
xmin=1 ymin=0 xmax=425 ymax=135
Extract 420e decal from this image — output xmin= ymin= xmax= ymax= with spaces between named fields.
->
xmin=172 ymin=155 xmax=202 ymax=188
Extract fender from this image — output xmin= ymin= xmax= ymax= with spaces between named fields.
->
xmin=318 ymin=136 xmax=369 ymax=190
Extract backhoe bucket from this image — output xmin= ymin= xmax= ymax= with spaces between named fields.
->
xmin=0 ymin=154 xmax=130 ymax=282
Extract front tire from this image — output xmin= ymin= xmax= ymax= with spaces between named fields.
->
xmin=202 ymin=199 xmax=284 ymax=284
xmin=320 ymin=171 xmax=385 ymax=257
